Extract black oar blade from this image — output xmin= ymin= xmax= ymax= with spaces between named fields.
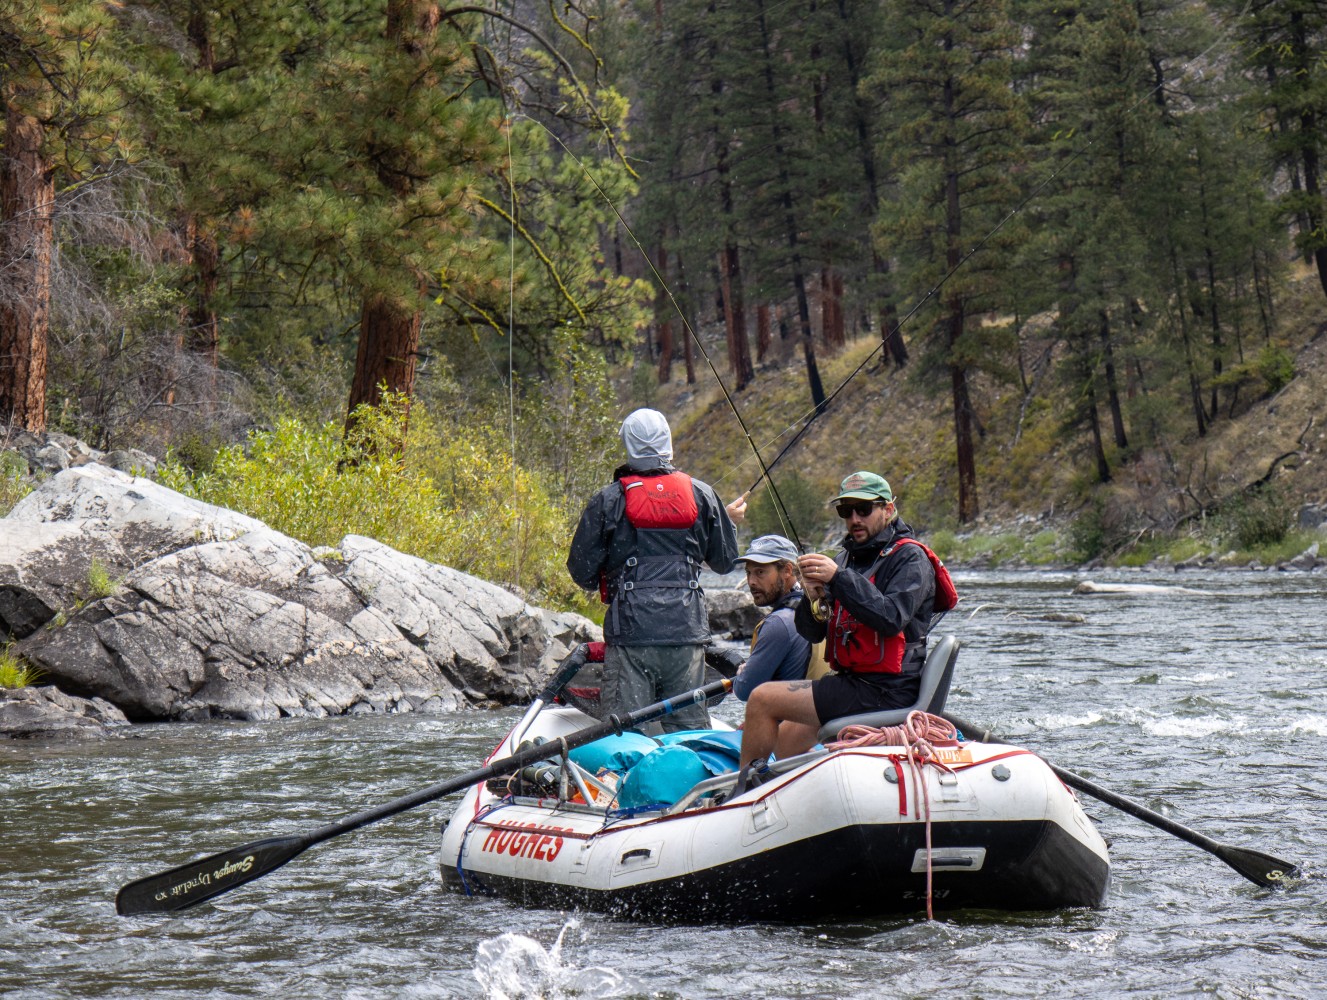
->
xmin=1213 ymin=843 xmax=1301 ymax=890
xmin=116 ymin=835 xmax=311 ymax=915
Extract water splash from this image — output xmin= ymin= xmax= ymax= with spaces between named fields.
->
xmin=473 ymin=920 xmax=628 ymax=1000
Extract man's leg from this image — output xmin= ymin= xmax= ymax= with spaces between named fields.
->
xmin=649 ymin=645 xmax=709 ymax=733
xmin=773 ymin=721 xmax=821 ymax=759
xmin=739 ymin=680 xmax=820 ymax=767
xmin=602 ymin=645 xmax=655 ymax=720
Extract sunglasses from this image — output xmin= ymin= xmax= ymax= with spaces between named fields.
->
xmin=835 ymin=500 xmax=882 ymax=519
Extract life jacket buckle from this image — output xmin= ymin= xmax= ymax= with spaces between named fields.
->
xmin=622 ymin=581 xmax=634 ymax=591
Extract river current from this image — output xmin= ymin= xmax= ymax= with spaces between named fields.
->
xmin=3 ymin=568 xmax=1324 ymax=999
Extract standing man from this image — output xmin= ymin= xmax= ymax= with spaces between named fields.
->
xmin=730 ymin=535 xmax=812 ymax=703
xmin=737 ymin=471 xmax=937 ymax=774
xmin=567 ymin=408 xmax=740 ymax=732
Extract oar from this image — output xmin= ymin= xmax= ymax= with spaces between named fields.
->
xmin=942 ymin=713 xmax=1299 ymax=889
xmin=116 ymin=673 xmax=731 ymax=916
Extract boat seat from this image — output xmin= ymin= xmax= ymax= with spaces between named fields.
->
xmin=815 ymin=634 xmax=960 ymax=745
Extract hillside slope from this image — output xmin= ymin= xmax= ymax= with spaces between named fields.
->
xmin=639 ymin=270 xmax=1327 ymax=547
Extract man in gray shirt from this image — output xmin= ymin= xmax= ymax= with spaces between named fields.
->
xmin=732 ymin=535 xmax=812 ymax=702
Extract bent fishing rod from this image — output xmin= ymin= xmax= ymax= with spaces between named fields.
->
xmin=523 ymin=120 xmax=807 ymax=552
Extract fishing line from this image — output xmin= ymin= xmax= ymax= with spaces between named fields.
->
xmin=513 ymin=114 xmax=807 ymax=553
xmin=505 ymin=113 xmax=521 ymax=590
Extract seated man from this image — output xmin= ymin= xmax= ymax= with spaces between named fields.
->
xmin=730 ymin=535 xmax=812 ymax=702
xmin=737 ymin=471 xmax=937 ymax=776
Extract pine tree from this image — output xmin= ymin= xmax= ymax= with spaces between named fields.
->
xmin=1 ymin=2 xmax=139 ymax=433
xmin=1227 ymin=0 xmax=1327 ymax=300
xmin=868 ymin=0 xmax=1028 ymax=522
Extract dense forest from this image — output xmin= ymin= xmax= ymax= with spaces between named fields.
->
xmin=1 ymin=1 xmax=1325 ymax=606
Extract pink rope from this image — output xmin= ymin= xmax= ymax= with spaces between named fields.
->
xmin=826 ymin=711 xmax=961 ymax=920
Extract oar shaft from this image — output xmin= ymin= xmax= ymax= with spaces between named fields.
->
xmin=313 ymin=676 xmax=730 ymax=845
xmin=943 ymin=711 xmax=1298 ymax=889
xmin=1044 ymin=763 xmax=1220 ymax=854
xmin=117 ymin=677 xmax=731 ymax=915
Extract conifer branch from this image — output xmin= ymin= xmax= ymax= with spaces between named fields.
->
xmin=439 ymin=4 xmax=636 ymax=178
xmin=473 ymin=194 xmax=588 ymax=323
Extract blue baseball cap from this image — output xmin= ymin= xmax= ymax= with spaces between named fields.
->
xmin=737 ymin=534 xmax=799 ymax=564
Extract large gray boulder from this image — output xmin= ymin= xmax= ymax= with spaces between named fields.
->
xmin=0 ymin=685 xmax=129 ymax=739
xmin=1 ymin=466 xmax=598 ymax=723
xmin=704 ymin=587 xmax=764 ymax=639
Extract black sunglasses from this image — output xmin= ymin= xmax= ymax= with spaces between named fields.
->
xmin=835 ymin=500 xmax=882 ymax=519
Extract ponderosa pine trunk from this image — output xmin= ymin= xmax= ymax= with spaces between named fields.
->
xmin=942 ymin=25 xmax=977 ymax=524
xmin=721 ymin=244 xmax=753 ymax=389
xmin=345 ymin=0 xmax=438 ymax=435
xmin=348 ymin=289 xmax=421 ymax=433
xmin=0 ymin=108 xmax=53 ymax=433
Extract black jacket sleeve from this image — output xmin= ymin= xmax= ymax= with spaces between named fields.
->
xmin=793 ymin=591 xmax=828 ymax=642
xmin=566 ymin=486 xmax=617 ymax=590
xmin=826 ymin=543 xmax=934 ymax=639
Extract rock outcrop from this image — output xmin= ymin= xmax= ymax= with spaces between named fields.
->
xmin=1 ymin=466 xmax=598 ymax=728
xmin=0 ymin=685 xmax=129 ymax=739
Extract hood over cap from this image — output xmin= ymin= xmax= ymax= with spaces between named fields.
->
xmin=620 ymin=408 xmax=674 ymax=471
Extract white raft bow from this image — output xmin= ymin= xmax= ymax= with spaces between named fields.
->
xmin=439 ymin=637 xmax=1110 ymax=921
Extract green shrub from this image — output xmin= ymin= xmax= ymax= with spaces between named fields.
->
xmin=0 ymin=644 xmax=41 ymax=689
xmin=87 ymin=559 xmax=120 ymax=599
xmin=0 ymin=452 xmax=33 ymax=515
xmin=159 ymin=394 xmax=597 ymax=614
xmin=1215 ymin=483 xmax=1295 ymax=550
xmin=1068 ymin=499 xmax=1109 ymax=561
xmin=1211 ymin=344 xmax=1296 ymax=399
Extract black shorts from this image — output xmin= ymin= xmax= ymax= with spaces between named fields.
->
xmin=812 ymin=671 xmax=921 ymax=725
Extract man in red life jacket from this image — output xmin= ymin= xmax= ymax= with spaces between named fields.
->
xmin=737 ymin=471 xmax=936 ymax=773
xmin=566 ymin=408 xmax=741 ymax=733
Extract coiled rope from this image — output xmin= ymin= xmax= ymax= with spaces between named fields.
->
xmin=826 ymin=711 xmax=960 ymax=919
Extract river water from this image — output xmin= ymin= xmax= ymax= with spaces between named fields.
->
xmin=3 ymin=568 xmax=1324 ymax=999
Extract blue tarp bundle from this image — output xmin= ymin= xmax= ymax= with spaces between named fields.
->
xmin=567 ymin=728 xmax=745 ymax=808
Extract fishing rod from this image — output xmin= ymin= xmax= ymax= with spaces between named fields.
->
xmin=522 ymin=118 xmax=807 ymax=553
xmin=515 ymin=1 xmax=1253 ymax=528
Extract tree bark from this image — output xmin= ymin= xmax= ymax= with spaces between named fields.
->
xmin=0 ymin=108 xmax=54 ymax=433
xmin=348 ymin=289 xmax=421 ymax=431
xmin=655 ymin=244 xmax=674 ymax=383
xmin=942 ymin=20 xmax=977 ymax=523
xmin=756 ymin=303 xmax=771 ymax=361
xmin=721 ymin=245 xmax=753 ymax=388
xmin=1098 ymin=308 xmax=1127 ymax=450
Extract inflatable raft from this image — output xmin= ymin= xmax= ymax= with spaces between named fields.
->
xmin=438 ymin=637 xmax=1111 ymax=921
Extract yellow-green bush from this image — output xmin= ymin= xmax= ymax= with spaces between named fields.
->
xmin=0 ymin=452 xmax=33 ymax=515
xmin=0 ymin=644 xmax=41 ymax=689
xmin=159 ymin=395 xmax=596 ymax=615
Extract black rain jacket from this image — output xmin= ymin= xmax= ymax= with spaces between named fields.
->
xmin=793 ymin=519 xmax=936 ymax=674
xmin=566 ymin=464 xmax=738 ymax=646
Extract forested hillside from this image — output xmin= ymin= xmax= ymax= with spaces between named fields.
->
xmin=1 ymin=1 xmax=1325 ymax=601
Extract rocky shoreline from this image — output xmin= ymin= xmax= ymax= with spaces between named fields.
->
xmin=4 ymin=431 xmax=1321 ymax=740
xmin=0 ymin=445 xmax=766 ymax=741
xmin=0 ymin=463 xmax=609 ymax=739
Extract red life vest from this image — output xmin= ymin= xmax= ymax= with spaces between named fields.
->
xmin=620 ymin=471 xmax=698 ymax=528
xmin=826 ymin=537 xmax=956 ymax=673
xmin=599 ymin=472 xmax=701 ymax=603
